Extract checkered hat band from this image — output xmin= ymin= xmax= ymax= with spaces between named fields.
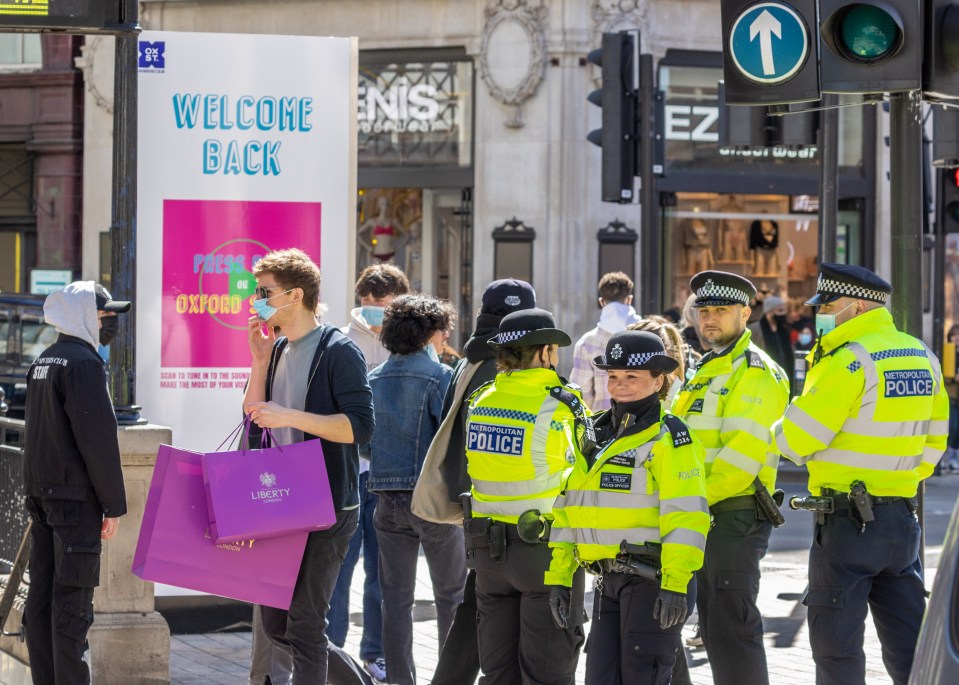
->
xmin=600 ymin=352 xmax=672 ymax=367
xmin=817 ymin=276 xmax=887 ymax=303
xmin=494 ymin=330 xmax=530 ymax=344
xmin=696 ymin=284 xmax=750 ymax=305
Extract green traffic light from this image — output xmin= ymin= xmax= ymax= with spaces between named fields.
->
xmin=949 ymin=201 xmax=959 ymax=225
xmin=837 ymin=4 xmax=902 ymax=62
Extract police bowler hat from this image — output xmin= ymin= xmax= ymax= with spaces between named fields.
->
xmin=593 ymin=330 xmax=679 ymax=373
xmin=690 ymin=270 xmax=756 ymax=308
xmin=488 ymin=308 xmax=572 ymax=348
xmin=805 ymin=262 xmax=892 ymax=306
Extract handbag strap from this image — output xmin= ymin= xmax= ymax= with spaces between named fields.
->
xmin=215 ymin=416 xmax=279 ymax=452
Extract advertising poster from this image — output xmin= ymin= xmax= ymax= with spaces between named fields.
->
xmin=137 ymin=31 xmax=357 ymax=451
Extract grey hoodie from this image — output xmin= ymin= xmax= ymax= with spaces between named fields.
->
xmin=43 ymin=281 xmax=100 ymax=350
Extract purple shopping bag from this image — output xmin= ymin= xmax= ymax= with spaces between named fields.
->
xmin=132 ymin=444 xmax=307 ymax=609
xmin=201 ymin=429 xmax=336 ymax=544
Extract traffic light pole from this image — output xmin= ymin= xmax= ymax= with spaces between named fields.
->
xmin=817 ymin=95 xmax=840 ymax=262
xmin=638 ymin=54 xmax=661 ymax=314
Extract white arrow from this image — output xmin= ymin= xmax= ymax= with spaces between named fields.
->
xmin=749 ymin=9 xmax=782 ymax=76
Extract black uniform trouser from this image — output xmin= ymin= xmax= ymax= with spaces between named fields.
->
xmin=697 ymin=508 xmax=772 ymax=685
xmin=24 ymin=496 xmax=103 ymax=685
xmin=431 ymin=569 xmax=481 ymax=685
xmin=470 ymin=534 xmax=585 ymax=685
xmin=585 ymin=572 xmax=691 ymax=685
xmin=806 ymin=500 xmax=924 ymax=685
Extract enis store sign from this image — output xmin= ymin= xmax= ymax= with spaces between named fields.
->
xmin=0 ymin=0 xmax=122 ymax=32
xmin=137 ymin=31 xmax=357 ymax=451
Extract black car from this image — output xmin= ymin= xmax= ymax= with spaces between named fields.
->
xmin=0 ymin=293 xmax=55 ymax=419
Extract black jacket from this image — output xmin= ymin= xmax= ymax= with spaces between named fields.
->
xmin=261 ymin=325 xmax=375 ymax=511
xmin=440 ymin=313 xmax=501 ymax=502
xmin=24 ymin=335 xmax=127 ymax=516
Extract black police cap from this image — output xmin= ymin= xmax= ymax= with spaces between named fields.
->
xmin=689 ymin=270 xmax=756 ymax=308
xmin=592 ymin=330 xmax=679 ymax=372
xmin=488 ymin=308 xmax=572 ymax=348
xmin=805 ymin=263 xmax=892 ymax=306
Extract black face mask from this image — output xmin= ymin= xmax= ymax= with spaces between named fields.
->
xmin=99 ymin=316 xmax=120 ymax=347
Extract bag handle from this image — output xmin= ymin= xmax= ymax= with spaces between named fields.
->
xmin=214 ymin=416 xmax=281 ymax=452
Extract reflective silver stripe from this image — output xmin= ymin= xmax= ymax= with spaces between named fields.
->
xmin=765 ymin=450 xmax=780 ymax=469
xmin=842 ymin=417 xmax=932 ymax=438
xmin=775 ymin=422 xmax=809 ymax=465
xmin=817 ymin=448 xmax=922 ymax=471
xmin=923 ymin=446 xmax=945 ymax=466
xmin=786 ymin=405 xmax=837 ymax=448
xmin=919 ymin=341 xmax=943 ymax=391
xmin=552 ymin=527 xmax=577 ymax=544
xmin=846 ymin=342 xmax=878 ymax=422
xmin=662 ymin=528 xmax=707 ymax=551
xmin=558 ymin=526 xmax=661 ymax=547
xmin=531 ymin=395 xmax=563 ymax=479
xmin=686 ymin=415 xmax=723 ymax=432
xmin=553 ymin=494 xmax=567 ymax=509
xmin=721 ymin=416 xmax=773 ymax=443
xmin=712 ymin=446 xmax=763 ymax=476
xmin=563 ymin=489 xmax=660 ymax=511
xmin=660 ymin=495 xmax=708 ymax=516
xmin=472 ymin=475 xmax=562 ymax=498
xmin=703 ymin=447 xmax=721 ymax=463
xmin=472 ymin=495 xmax=557 ymax=517
xmin=930 ymin=419 xmax=949 ymax=437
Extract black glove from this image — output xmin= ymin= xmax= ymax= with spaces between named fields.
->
xmin=548 ymin=585 xmax=571 ymax=629
xmin=652 ymin=589 xmax=688 ymax=630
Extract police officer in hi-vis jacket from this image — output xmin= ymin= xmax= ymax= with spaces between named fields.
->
xmin=546 ymin=330 xmax=709 ymax=685
xmin=774 ymin=263 xmax=948 ymax=685
xmin=671 ymin=271 xmax=789 ymax=685
xmin=464 ymin=308 xmax=586 ymax=685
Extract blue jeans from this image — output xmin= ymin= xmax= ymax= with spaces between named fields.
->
xmin=328 ymin=471 xmax=383 ymax=661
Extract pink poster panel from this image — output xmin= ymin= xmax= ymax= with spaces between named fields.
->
xmin=161 ymin=199 xmax=321 ymax=368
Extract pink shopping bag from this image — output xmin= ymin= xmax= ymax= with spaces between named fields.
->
xmin=131 ymin=444 xmax=307 ymax=609
xmin=201 ymin=427 xmax=336 ymax=544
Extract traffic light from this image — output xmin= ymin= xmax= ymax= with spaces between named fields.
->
xmin=588 ymin=31 xmax=639 ymax=203
xmin=933 ymin=105 xmax=959 ymax=167
xmin=819 ymin=0 xmax=922 ymax=93
xmin=718 ymin=82 xmax=771 ymax=149
xmin=720 ymin=0 xmax=820 ymax=105
xmin=939 ymin=167 xmax=959 ymax=232
xmin=924 ymin=0 xmax=959 ymax=102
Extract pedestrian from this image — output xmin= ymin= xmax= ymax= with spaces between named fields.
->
xmin=747 ymin=294 xmax=794 ymax=375
xmin=943 ymin=323 xmax=959 ymax=472
xmin=425 ymin=278 xmax=537 ymax=685
xmin=367 ymin=294 xmax=466 ymax=685
xmin=680 ymin=294 xmax=706 ymax=356
xmin=774 ymin=263 xmax=949 ymax=685
xmin=23 ymin=281 xmax=130 ymax=685
xmin=466 ymin=308 xmax=586 ymax=685
xmin=570 ymin=271 xmax=641 ymax=411
xmin=333 ymin=263 xmax=411 ymax=681
xmin=671 ymin=270 xmax=790 ymax=685
xmin=547 ymin=330 xmax=710 ymax=685
xmin=243 ymin=248 xmax=375 ymax=685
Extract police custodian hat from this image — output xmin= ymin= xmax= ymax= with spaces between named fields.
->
xmin=689 ymin=270 xmax=757 ymax=308
xmin=805 ymin=262 xmax=893 ymax=306
xmin=593 ymin=330 xmax=679 ymax=373
xmin=488 ymin=308 xmax=572 ymax=348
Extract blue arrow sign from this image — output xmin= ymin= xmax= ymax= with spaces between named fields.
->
xmin=729 ymin=2 xmax=809 ymax=85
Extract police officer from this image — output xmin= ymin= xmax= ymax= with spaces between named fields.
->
xmin=465 ymin=308 xmax=585 ymax=685
xmin=671 ymin=271 xmax=789 ymax=685
xmin=773 ymin=263 xmax=948 ymax=685
xmin=23 ymin=282 xmax=130 ymax=685
xmin=546 ymin=330 xmax=709 ymax=685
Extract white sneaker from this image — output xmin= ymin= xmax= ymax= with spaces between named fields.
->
xmin=364 ymin=658 xmax=387 ymax=683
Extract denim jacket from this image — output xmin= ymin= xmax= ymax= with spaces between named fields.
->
xmin=368 ymin=347 xmax=453 ymax=490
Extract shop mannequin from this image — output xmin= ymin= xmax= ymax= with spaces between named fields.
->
xmin=359 ymin=196 xmax=407 ymax=263
xmin=750 ymin=217 xmax=780 ymax=276
xmin=684 ymin=218 xmax=714 ymax=274
xmin=720 ymin=219 xmax=749 ymax=261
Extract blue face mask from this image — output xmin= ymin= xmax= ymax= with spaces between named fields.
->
xmin=798 ymin=332 xmax=813 ymax=346
xmin=361 ymin=305 xmax=386 ymax=327
xmin=815 ymin=302 xmax=855 ymax=337
xmin=252 ymin=288 xmax=294 ymax=321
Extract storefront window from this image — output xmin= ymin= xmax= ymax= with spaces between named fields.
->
xmin=358 ymin=60 xmax=472 ymax=168
xmin=663 ymin=192 xmax=820 ymax=320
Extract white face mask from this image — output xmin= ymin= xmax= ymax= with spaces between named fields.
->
xmin=815 ymin=302 xmax=855 ymax=337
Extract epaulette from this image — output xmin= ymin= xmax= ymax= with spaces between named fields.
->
xmin=662 ymin=414 xmax=694 ymax=448
xmin=549 ymin=386 xmax=587 ymax=421
xmin=743 ymin=349 xmax=766 ymax=370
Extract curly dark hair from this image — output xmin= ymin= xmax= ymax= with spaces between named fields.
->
xmin=380 ymin=294 xmax=457 ymax=355
xmin=355 ymin=264 xmax=410 ymax=299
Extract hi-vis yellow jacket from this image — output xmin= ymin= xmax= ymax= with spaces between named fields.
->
xmin=545 ymin=410 xmax=708 ymax=593
xmin=773 ymin=307 xmax=948 ymax=497
xmin=671 ymin=330 xmax=789 ymax=506
xmin=465 ymin=368 xmax=584 ymax=524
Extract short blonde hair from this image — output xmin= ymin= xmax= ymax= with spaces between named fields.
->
xmin=627 ymin=316 xmax=686 ymax=402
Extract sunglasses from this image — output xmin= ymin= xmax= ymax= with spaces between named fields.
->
xmin=254 ymin=286 xmax=285 ymax=300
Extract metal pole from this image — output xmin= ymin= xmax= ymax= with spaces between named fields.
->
xmin=818 ymin=94 xmax=839 ymax=262
xmin=109 ymin=0 xmax=142 ymax=424
xmin=888 ymin=89 xmax=925 ymax=559
xmin=639 ymin=54 xmax=660 ymax=314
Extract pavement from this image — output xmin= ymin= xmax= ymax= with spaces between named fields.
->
xmin=3 ymin=471 xmax=957 ymax=684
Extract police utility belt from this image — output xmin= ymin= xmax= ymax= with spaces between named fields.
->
xmin=789 ymin=480 xmax=917 ymax=533
xmin=709 ymin=477 xmax=786 ymax=527
xmin=588 ymin=541 xmax=662 ymax=582
xmin=462 ymin=494 xmax=551 ymax=563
